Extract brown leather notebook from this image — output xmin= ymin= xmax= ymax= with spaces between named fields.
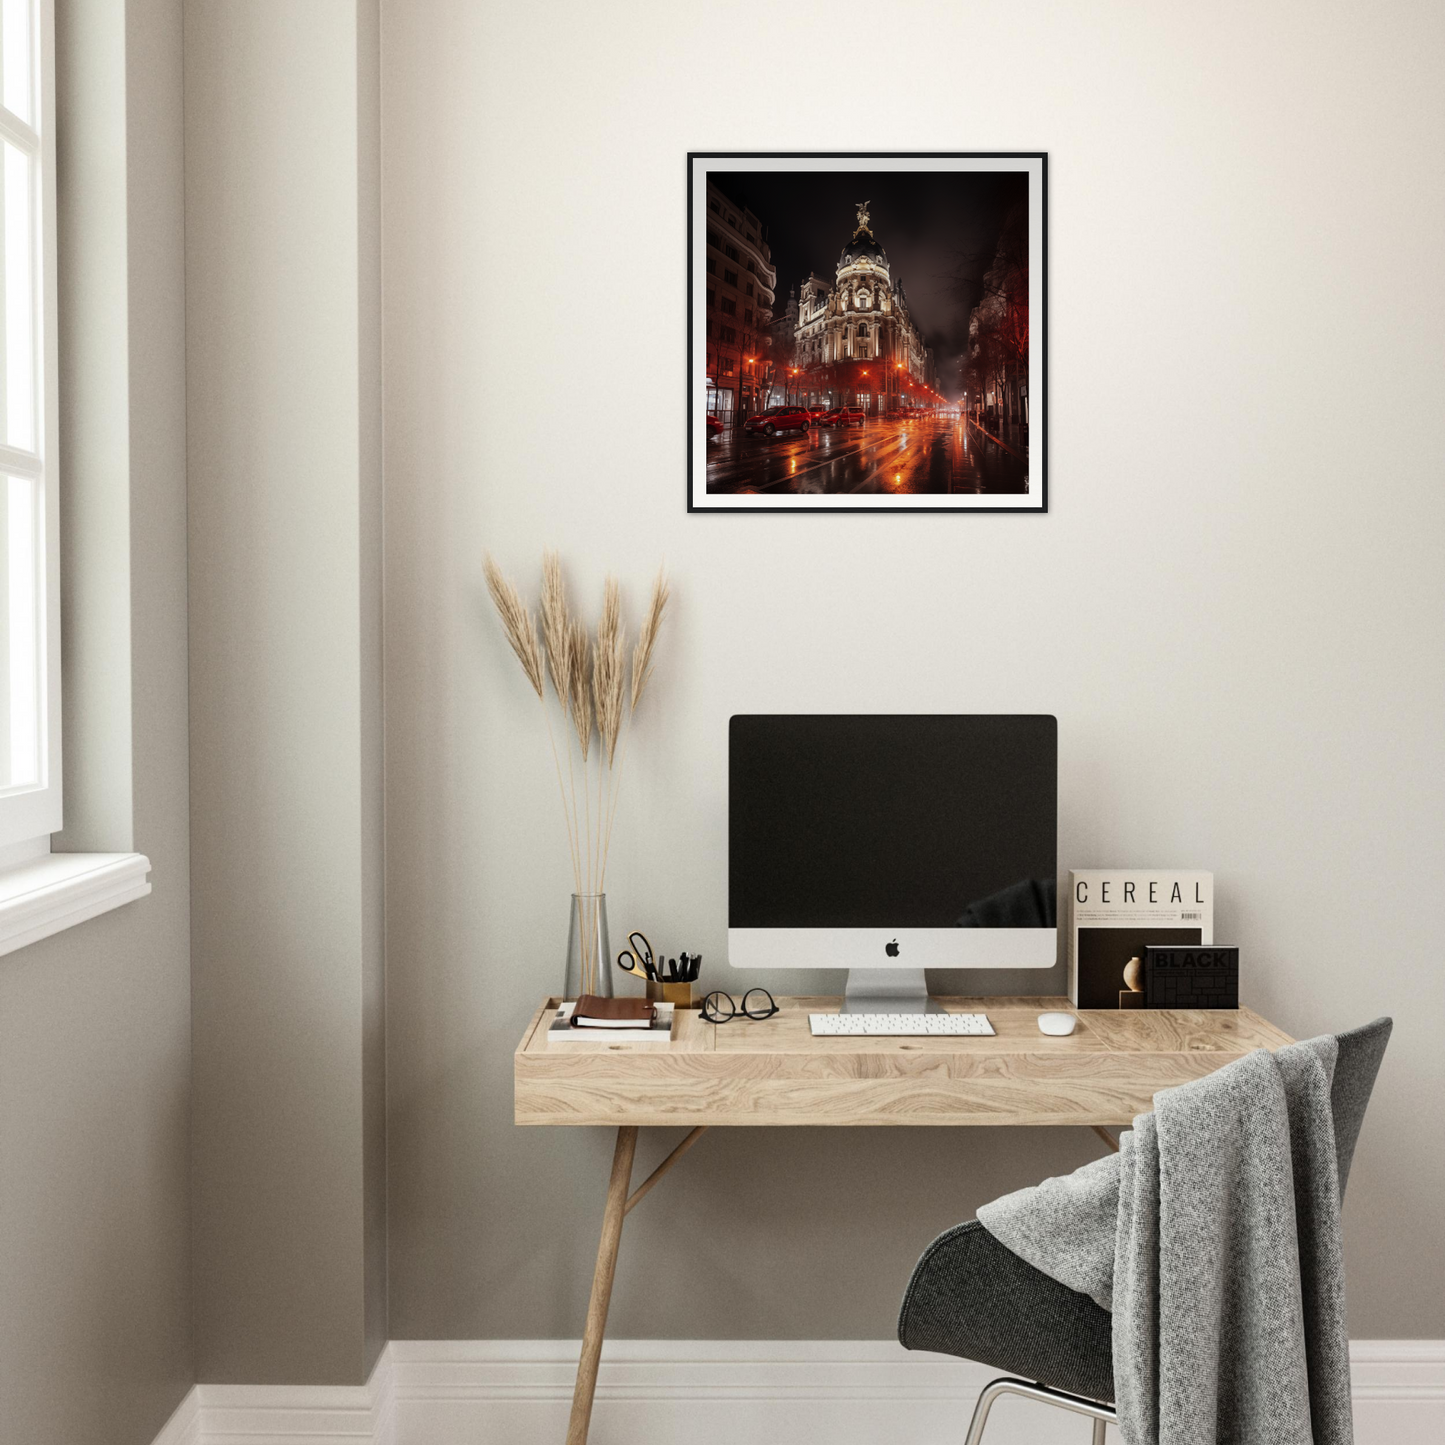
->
xmin=571 ymin=995 xmax=656 ymax=1028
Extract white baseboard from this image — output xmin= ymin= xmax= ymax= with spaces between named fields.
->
xmin=150 ymin=1353 xmax=394 ymax=1445
xmin=150 ymin=1385 xmax=200 ymax=1445
xmin=150 ymin=1339 xmax=1445 ymax=1445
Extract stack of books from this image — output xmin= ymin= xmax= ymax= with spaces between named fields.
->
xmin=546 ymin=998 xmax=676 ymax=1045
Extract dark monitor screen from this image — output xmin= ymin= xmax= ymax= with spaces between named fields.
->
xmin=728 ymin=715 xmax=1057 ymax=929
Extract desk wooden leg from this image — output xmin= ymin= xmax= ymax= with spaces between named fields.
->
xmin=566 ymin=1125 xmax=638 ymax=1445
xmin=626 ymin=1125 xmax=706 ymax=1215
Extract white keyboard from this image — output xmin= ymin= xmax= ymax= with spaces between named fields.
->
xmin=808 ymin=1012 xmax=995 ymax=1037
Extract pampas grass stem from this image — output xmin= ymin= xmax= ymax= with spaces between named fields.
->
xmin=484 ymin=554 xmax=669 ymax=979
xmin=600 ymin=568 xmax=668 ymax=889
xmin=483 ymin=555 xmax=544 ymax=700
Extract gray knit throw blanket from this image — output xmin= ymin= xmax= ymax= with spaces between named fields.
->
xmin=977 ymin=1037 xmax=1353 ymax=1445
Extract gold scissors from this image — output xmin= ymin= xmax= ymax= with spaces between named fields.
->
xmin=616 ymin=930 xmax=656 ymax=982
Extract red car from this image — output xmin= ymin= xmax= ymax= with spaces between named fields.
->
xmin=819 ymin=406 xmax=865 ymax=427
xmin=743 ymin=406 xmax=812 ymax=437
xmin=705 ymin=414 xmax=723 ymax=439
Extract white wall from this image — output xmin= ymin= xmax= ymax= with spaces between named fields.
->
xmin=382 ymin=0 xmax=1445 ymax=1342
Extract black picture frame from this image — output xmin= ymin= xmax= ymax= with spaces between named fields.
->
xmin=687 ymin=152 xmax=1048 ymax=515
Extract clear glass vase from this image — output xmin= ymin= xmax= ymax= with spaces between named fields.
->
xmin=564 ymin=893 xmax=612 ymax=1001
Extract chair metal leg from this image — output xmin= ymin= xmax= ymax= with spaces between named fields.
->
xmin=963 ymin=1377 xmax=1117 ymax=1445
xmin=962 ymin=1379 xmax=1008 ymax=1445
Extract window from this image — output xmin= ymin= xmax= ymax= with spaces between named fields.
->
xmin=708 ymin=199 xmax=719 ymax=214
xmin=745 ymin=282 xmax=753 ymax=298
xmin=706 ymin=288 xmax=715 ymax=309
xmin=723 ymin=243 xmax=738 ymax=262
xmin=707 ymin=229 xmax=719 ymax=249
xmin=720 ymin=297 xmax=735 ymax=316
xmin=721 ymin=326 xmax=736 ymax=344
xmin=0 ymin=0 xmax=59 ymax=852
xmin=723 ymin=268 xmax=737 ymax=287
xmin=706 ymin=256 xmax=715 ymax=275
xmin=744 ymin=309 xmax=752 ymax=325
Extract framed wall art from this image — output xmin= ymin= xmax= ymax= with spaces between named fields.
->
xmin=688 ymin=152 xmax=1046 ymax=514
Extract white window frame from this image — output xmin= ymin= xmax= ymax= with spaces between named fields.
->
xmin=0 ymin=0 xmax=59 ymax=853
xmin=0 ymin=0 xmax=149 ymax=955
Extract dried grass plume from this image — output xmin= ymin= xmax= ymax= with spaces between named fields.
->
xmin=540 ymin=550 xmax=572 ymax=709
xmin=593 ymin=578 xmax=625 ymax=765
xmin=630 ymin=568 xmax=670 ymax=711
xmin=567 ymin=617 xmax=593 ymax=761
xmin=483 ymin=554 xmax=544 ymax=699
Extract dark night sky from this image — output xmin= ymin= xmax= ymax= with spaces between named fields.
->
xmin=711 ymin=169 xmax=1026 ymax=392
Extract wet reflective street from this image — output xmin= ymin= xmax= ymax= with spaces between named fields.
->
xmin=705 ymin=414 xmax=1028 ymax=496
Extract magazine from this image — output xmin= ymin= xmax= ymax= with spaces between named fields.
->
xmin=1068 ymin=870 xmax=1213 ymax=1009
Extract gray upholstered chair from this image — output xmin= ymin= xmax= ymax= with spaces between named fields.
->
xmin=898 ymin=1018 xmax=1392 ymax=1443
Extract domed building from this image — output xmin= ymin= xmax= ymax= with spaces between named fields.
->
xmin=788 ymin=202 xmax=935 ymax=413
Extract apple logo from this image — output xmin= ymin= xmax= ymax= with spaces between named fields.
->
xmin=885 ymin=939 xmax=900 ymax=957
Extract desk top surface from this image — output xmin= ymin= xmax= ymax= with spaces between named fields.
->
xmin=514 ymin=996 xmax=1293 ymax=1128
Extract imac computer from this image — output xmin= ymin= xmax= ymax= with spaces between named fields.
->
xmin=728 ymin=714 xmax=1057 ymax=1013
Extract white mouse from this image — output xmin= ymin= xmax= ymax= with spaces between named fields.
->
xmin=1037 ymin=1011 xmax=1078 ymax=1037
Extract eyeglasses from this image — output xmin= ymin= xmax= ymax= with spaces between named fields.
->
xmin=700 ymin=988 xmax=778 ymax=1023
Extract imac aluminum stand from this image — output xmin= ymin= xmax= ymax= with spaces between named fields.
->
xmin=841 ymin=968 xmax=940 ymax=1014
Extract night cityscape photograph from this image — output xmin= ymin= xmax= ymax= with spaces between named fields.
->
xmin=689 ymin=156 xmax=1044 ymax=512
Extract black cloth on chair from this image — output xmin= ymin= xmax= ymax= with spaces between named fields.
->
xmin=897 ymin=1217 xmax=1115 ymax=1403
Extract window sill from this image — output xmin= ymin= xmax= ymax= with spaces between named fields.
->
xmin=0 ymin=852 xmax=152 ymax=958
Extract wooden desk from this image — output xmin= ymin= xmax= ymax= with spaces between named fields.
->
xmin=514 ymin=995 xmax=1293 ymax=1444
